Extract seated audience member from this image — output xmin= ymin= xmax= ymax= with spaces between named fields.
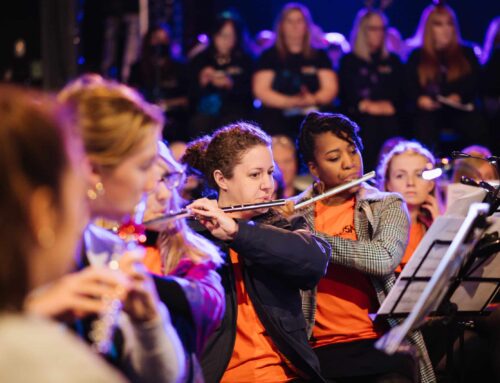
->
xmin=188 ymin=11 xmax=254 ymax=137
xmin=183 ymin=122 xmax=330 ymax=382
xmin=142 ymin=141 xmax=225 ymax=382
xmin=272 ymin=134 xmax=301 ymax=198
xmin=338 ymin=7 xmax=404 ymax=171
xmin=451 ymin=145 xmax=498 ymax=183
xmin=296 ymin=112 xmax=435 ymax=383
xmin=323 ymin=32 xmax=350 ymax=71
xmin=0 ymin=85 xmax=125 ymax=382
xmin=481 ymin=17 xmax=500 ymax=154
xmin=129 ymin=24 xmax=189 ymax=142
xmin=377 ymin=141 xmax=441 ymax=272
xmin=406 ymin=3 xmax=486 ymax=154
xmin=253 ymin=2 xmax=337 ymax=138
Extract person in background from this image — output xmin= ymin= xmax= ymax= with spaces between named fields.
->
xmin=296 ymin=112 xmax=435 ymax=383
xmin=0 ymin=85 xmax=125 ymax=382
xmin=451 ymin=144 xmax=498 ymax=183
xmin=271 ymin=134 xmax=301 ymax=198
xmin=142 ymin=141 xmax=225 ymax=382
xmin=28 ymin=75 xmax=186 ymax=383
xmin=188 ymin=11 xmax=254 ymax=137
xmin=183 ymin=122 xmax=330 ymax=382
xmin=101 ymin=0 xmax=141 ymax=82
xmin=377 ymin=141 xmax=440 ymax=272
xmin=481 ymin=17 xmax=500 ymax=155
xmin=129 ymin=24 xmax=189 ymax=143
xmin=406 ymin=3 xmax=486 ymax=155
xmin=338 ymin=7 xmax=404 ymax=171
xmin=253 ymin=2 xmax=337 ymax=138
xmin=323 ymin=32 xmax=350 ymax=71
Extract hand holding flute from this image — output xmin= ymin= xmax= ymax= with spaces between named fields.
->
xmin=187 ymin=198 xmax=239 ymax=241
xmin=144 ymin=171 xmax=376 ymax=231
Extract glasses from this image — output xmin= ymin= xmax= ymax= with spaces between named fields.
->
xmin=159 ymin=171 xmax=185 ymax=190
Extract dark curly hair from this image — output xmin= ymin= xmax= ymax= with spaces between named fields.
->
xmin=297 ymin=112 xmax=363 ymax=164
xmin=182 ymin=121 xmax=271 ymax=190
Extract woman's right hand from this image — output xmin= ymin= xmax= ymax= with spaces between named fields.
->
xmin=25 ymin=266 xmax=129 ymax=323
xmin=418 ymin=95 xmax=440 ymax=111
xmin=199 ymin=66 xmax=215 ymax=87
xmin=187 ymin=198 xmax=239 ymax=241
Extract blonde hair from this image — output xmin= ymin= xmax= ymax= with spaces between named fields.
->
xmin=156 ymin=142 xmax=222 ymax=274
xmin=274 ymin=3 xmax=315 ymax=60
xmin=350 ymin=8 xmax=389 ymax=62
xmin=58 ymin=74 xmax=163 ymax=168
xmin=377 ymin=141 xmax=435 ymax=190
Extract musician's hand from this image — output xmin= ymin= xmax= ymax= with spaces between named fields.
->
xmin=25 ymin=266 xmax=129 ymax=323
xmin=418 ymin=95 xmax=440 ymax=111
xmin=446 ymin=93 xmax=461 ymax=104
xmin=119 ymin=249 xmax=162 ymax=323
xmin=275 ymin=199 xmax=296 ymax=217
xmin=187 ymin=198 xmax=239 ymax=241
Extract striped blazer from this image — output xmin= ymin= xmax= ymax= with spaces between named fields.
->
xmin=297 ymin=183 xmax=436 ymax=383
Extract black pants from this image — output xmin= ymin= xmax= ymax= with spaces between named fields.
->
xmin=314 ymin=339 xmax=417 ymax=383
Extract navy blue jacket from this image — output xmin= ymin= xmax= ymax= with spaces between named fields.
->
xmin=193 ymin=211 xmax=329 ymax=382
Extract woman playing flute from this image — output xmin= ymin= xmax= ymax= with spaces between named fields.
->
xmin=182 ymin=122 xmax=330 ymax=382
xmin=295 ymin=112 xmax=435 ymax=383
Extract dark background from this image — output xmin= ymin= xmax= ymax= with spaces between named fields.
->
xmin=1 ymin=0 xmax=499 ymax=88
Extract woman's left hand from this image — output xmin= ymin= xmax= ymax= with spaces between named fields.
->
xmin=119 ymin=249 xmax=162 ymax=323
xmin=421 ymin=193 xmax=441 ymax=222
xmin=187 ymin=198 xmax=238 ymax=241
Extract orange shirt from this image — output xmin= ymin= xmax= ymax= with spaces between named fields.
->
xmin=221 ymin=250 xmax=295 ymax=383
xmin=143 ymin=247 xmax=162 ymax=275
xmin=396 ymin=222 xmax=426 ymax=273
xmin=312 ymin=198 xmax=382 ymax=347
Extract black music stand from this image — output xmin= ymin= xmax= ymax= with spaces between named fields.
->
xmin=375 ymin=203 xmax=500 ymax=382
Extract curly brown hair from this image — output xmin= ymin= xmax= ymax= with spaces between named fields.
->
xmin=182 ymin=122 xmax=271 ymax=190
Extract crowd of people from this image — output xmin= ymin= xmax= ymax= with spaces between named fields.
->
xmin=126 ymin=3 xmax=499 ymax=171
xmin=1 ymin=2 xmax=499 ymax=383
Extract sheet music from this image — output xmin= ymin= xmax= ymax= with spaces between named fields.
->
xmin=376 ymin=203 xmax=491 ymax=355
xmin=446 ymin=183 xmax=487 ymax=215
xmin=450 ymin=282 xmax=498 ymax=311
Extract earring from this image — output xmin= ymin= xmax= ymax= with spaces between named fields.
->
xmin=37 ymin=227 xmax=55 ymax=249
xmin=87 ymin=182 xmax=105 ymax=200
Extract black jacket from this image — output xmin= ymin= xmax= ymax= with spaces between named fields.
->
xmin=193 ymin=211 xmax=329 ymax=382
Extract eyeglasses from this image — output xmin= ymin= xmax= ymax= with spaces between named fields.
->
xmin=159 ymin=171 xmax=185 ymax=190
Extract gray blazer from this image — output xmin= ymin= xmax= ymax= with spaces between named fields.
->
xmin=297 ymin=183 xmax=436 ymax=383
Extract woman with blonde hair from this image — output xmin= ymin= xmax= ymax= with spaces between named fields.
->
xmin=28 ymin=75 xmax=185 ymax=383
xmin=339 ymin=7 xmax=404 ymax=170
xmin=142 ymin=141 xmax=225 ymax=382
xmin=406 ymin=3 xmax=486 ymax=154
xmin=253 ymin=2 xmax=337 ymax=137
xmin=377 ymin=141 xmax=440 ymax=272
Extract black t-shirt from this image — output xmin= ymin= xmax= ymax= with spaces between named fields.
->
xmin=188 ymin=48 xmax=254 ymax=116
xmin=129 ymin=58 xmax=188 ymax=105
xmin=256 ymin=46 xmax=333 ymax=96
xmin=406 ymin=44 xmax=480 ymax=104
xmin=339 ymin=51 xmax=403 ymax=115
